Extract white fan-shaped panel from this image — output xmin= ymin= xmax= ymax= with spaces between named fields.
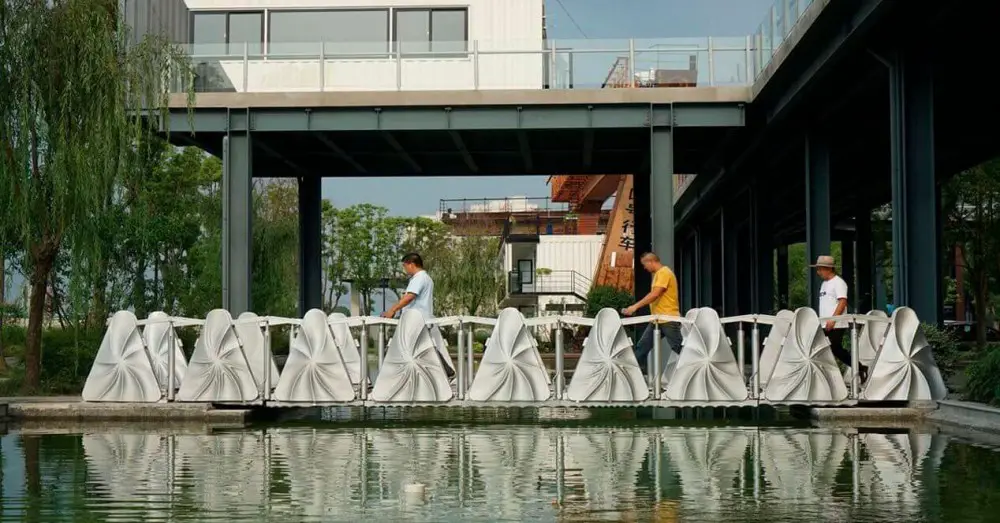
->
xmin=83 ymin=311 xmax=161 ymax=402
xmin=468 ymin=308 xmax=551 ymax=401
xmin=176 ymin=309 xmax=258 ymax=402
xmin=566 ymin=308 xmax=649 ymax=402
xmin=427 ymin=323 xmax=457 ymax=375
xmin=758 ymin=309 xmax=794 ymax=389
xmin=273 ymin=309 xmax=356 ymax=403
xmin=763 ymin=308 xmax=848 ymax=402
xmin=370 ymin=309 xmax=453 ymax=402
xmin=862 ymin=307 xmax=947 ymax=401
xmin=662 ymin=308 xmax=747 ymax=401
xmin=859 ymin=310 xmax=889 ymax=366
xmin=235 ymin=312 xmax=280 ymax=390
xmin=327 ymin=312 xmax=363 ymax=385
xmin=143 ymin=311 xmax=188 ymax=390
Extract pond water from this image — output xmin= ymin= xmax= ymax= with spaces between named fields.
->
xmin=1 ymin=416 xmax=999 ymax=522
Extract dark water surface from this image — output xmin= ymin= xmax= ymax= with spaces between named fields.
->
xmin=1 ymin=416 xmax=999 ymax=522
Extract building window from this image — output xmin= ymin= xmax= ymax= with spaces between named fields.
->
xmin=268 ymin=9 xmax=389 ymax=56
xmin=191 ymin=11 xmax=263 ymax=55
xmin=517 ymin=259 xmax=534 ymax=284
xmin=394 ymin=8 xmax=468 ymax=55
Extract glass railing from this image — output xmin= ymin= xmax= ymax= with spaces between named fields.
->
xmin=751 ymin=0 xmax=818 ymax=81
xmin=168 ymin=37 xmax=754 ymax=94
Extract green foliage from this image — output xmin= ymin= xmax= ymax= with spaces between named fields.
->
xmin=922 ymin=322 xmax=961 ymax=382
xmin=434 ymin=235 xmax=503 ymax=316
xmin=964 ymin=345 xmax=1000 ymax=405
xmin=0 ymin=325 xmax=103 ymax=395
xmin=586 ymin=285 xmax=634 ymax=317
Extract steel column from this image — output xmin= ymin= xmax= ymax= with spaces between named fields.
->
xmin=698 ymin=229 xmax=713 ymax=308
xmin=633 ymin=171 xmax=653 ymax=304
xmin=855 ymin=210 xmax=874 ymax=313
xmin=750 ymin=185 xmax=774 ymax=314
xmin=805 ymin=132 xmax=831 ymax=309
xmin=651 ymin=128 xmax=675 ymax=268
xmin=842 ymin=240 xmax=856 ymax=312
xmin=722 ymin=210 xmax=739 ymax=316
xmin=889 ymin=49 xmax=940 ymax=324
xmin=221 ymin=129 xmax=253 ymax=314
xmin=298 ymin=176 xmax=323 ymax=315
xmin=776 ymin=244 xmax=789 ymax=310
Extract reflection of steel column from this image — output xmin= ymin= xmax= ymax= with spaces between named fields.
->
xmin=168 ymin=434 xmax=176 ymax=501
xmin=360 ymin=431 xmax=368 ymax=506
xmin=653 ymin=433 xmax=662 ymax=502
xmin=457 ymin=321 xmax=466 ymax=399
xmin=852 ymin=435 xmax=860 ymax=504
xmin=263 ymin=430 xmax=272 ymax=514
xmin=458 ymin=432 xmax=466 ymax=503
xmin=556 ymin=434 xmax=565 ymax=505
xmin=753 ymin=431 xmax=761 ymax=501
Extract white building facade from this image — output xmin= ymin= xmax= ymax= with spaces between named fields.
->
xmin=147 ymin=0 xmax=548 ymax=92
xmin=501 ymin=234 xmax=603 ymax=319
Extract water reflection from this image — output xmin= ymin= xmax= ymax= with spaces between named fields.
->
xmin=0 ymin=425 xmax=973 ymax=522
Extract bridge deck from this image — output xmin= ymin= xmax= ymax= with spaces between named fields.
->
xmin=166 ymin=87 xmax=750 ymax=110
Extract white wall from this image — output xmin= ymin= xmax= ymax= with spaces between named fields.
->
xmin=185 ymin=0 xmax=545 ymax=92
xmin=535 ymin=235 xmax=602 ymax=280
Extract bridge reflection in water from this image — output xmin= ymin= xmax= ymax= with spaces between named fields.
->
xmin=70 ymin=427 xmax=945 ymax=521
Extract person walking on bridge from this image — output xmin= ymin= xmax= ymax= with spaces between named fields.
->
xmin=382 ymin=252 xmax=455 ymax=377
xmin=812 ymin=255 xmax=868 ymax=382
xmin=621 ymin=252 xmax=683 ymax=375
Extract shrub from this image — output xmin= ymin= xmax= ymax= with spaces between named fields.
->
xmin=585 ymin=285 xmax=634 ymax=318
xmin=922 ymin=322 xmax=961 ymax=382
xmin=965 ymin=345 xmax=1000 ymax=405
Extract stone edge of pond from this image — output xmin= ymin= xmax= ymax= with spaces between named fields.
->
xmin=925 ymin=399 xmax=1000 ymax=435
xmin=2 ymin=398 xmax=251 ymax=424
xmin=805 ymin=403 xmax=937 ymax=424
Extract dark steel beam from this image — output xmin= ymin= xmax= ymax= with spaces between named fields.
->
xmin=314 ymin=133 xmax=368 ymax=174
xmin=449 ymin=131 xmax=479 ymax=173
xmin=582 ymin=129 xmax=594 ymax=170
xmin=382 ymin=132 xmax=422 ymax=173
xmin=517 ymin=131 xmax=533 ymax=173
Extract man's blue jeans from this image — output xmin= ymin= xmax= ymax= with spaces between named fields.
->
xmin=634 ymin=322 xmax=683 ymax=373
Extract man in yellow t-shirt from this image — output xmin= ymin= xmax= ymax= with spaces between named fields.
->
xmin=622 ymin=252 xmax=683 ymax=375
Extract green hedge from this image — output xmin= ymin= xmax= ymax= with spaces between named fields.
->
xmin=586 ymin=285 xmax=634 ymax=318
xmin=965 ymin=345 xmax=1000 ymax=405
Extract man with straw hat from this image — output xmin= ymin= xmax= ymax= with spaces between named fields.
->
xmin=811 ymin=254 xmax=868 ymax=381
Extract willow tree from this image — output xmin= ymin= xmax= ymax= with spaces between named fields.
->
xmin=0 ymin=0 xmax=191 ymax=390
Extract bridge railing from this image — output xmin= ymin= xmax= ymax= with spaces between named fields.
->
xmin=85 ymin=305 xmax=947 ymax=407
xmin=167 ymin=37 xmax=754 ymax=94
xmin=751 ymin=0 xmax=817 ymax=80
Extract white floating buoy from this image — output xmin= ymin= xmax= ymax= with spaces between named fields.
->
xmin=404 ymin=482 xmax=426 ymax=504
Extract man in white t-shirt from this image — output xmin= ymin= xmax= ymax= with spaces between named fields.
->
xmin=811 ymin=255 xmax=868 ymax=381
xmin=382 ymin=252 xmax=455 ymax=377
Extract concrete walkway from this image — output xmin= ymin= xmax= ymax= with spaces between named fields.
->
xmin=0 ymin=395 xmax=251 ymax=423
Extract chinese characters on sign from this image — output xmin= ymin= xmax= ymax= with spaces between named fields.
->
xmin=618 ymin=187 xmax=635 ymax=250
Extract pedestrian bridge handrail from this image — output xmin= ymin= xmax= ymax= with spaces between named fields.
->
xmin=85 ymin=306 xmax=947 ymax=407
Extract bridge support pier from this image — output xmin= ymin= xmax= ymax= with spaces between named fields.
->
xmin=222 ymin=124 xmax=254 ymax=315
xmin=776 ymin=244 xmax=789 ymax=310
xmin=298 ymin=176 xmax=323 ymax=315
xmin=805 ymin=131 xmax=831 ymax=309
xmin=650 ymin=128 xmax=674 ymax=268
xmin=855 ymin=210 xmax=874 ymax=314
xmin=722 ymin=208 xmax=739 ymax=317
xmin=889 ymin=48 xmax=940 ymax=324
xmin=750 ymin=184 xmax=773 ymax=314
xmin=842 ymin=240 xmax=855 ymax=311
